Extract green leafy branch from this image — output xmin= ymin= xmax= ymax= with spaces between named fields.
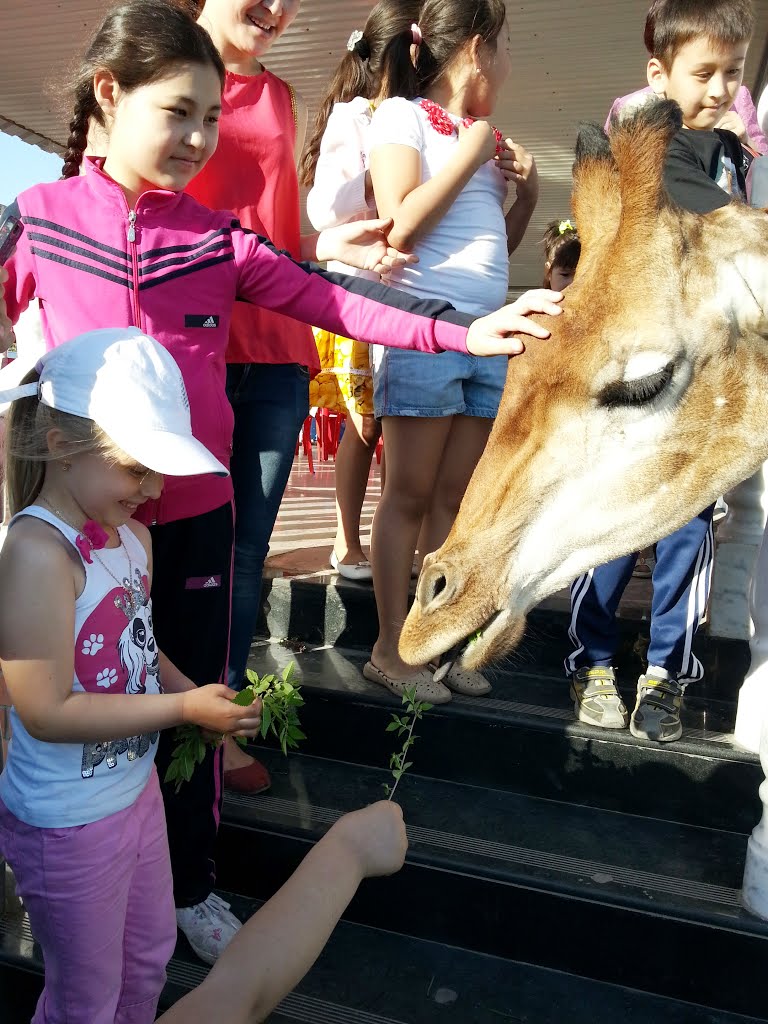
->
xmin=383 ymin=685 xmax=432 ymax=801
xmin=164 ymin=663 xmax=304 ymax=792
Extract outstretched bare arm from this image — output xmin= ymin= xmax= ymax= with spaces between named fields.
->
xmin=158 ymin=802 xmax=408 ymax=1024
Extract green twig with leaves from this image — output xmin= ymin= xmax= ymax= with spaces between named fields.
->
xmin=164 ymin=663 xmax=304 ymax=792
xmin=383 ymin=685 xmax=432 ymax=801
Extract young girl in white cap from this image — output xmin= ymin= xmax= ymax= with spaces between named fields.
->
xmin=0 ymin=327 xmax=263 ymax=1024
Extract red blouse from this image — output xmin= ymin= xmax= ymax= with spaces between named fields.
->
xmin=187 ymin=69 xmax=319 ymax=368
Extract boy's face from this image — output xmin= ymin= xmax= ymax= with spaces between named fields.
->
xmin=647 ymin=37 xmax=749 ymax=131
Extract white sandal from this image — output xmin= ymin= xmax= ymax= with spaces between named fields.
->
xmin=330 ymin=550 xmax=373 ymax=581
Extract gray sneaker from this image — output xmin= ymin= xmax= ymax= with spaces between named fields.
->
xmin=570 ymin=666 xmax=629 ymax=729
xmin=630 ymin=673 xmax=683 ymax=742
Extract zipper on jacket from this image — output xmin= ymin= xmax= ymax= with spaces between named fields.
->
xmin=128 ymin=204 xmax=156 ymax=524
xmin=127 ymin=209 xmax=141 ymax=328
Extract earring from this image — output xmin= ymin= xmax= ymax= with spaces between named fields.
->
xmin=61 ymin=459 xmax=71 ymax=472
xmin=475 ymin=67 xmax=481 ymax=75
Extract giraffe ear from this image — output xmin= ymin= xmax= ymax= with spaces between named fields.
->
xmin=610 ymin=98 xmax=682 ymax=225
xmin=571 ymin=123 xmax=621 ymax=258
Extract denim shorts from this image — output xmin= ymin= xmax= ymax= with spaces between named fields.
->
xmin=372 ymin=346 xmax=507 ymax=419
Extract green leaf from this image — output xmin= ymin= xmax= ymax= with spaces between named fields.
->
xmin=385 ymin=721 xmax=400 ymax=732
xmin=261 ymin=703 xmax=273 ymax=736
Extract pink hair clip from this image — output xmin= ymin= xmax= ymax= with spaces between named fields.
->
xmin=411 ymin=22 xmax=423 ymax=46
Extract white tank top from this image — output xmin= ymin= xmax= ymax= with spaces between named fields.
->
xmin=0 ymin=506 xmax=162 ymax=827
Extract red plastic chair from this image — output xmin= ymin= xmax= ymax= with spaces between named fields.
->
xmin=296 ymin=416 xmax=315 ymax=474
xmin=315 ymin=408 xmax=345 ymax=462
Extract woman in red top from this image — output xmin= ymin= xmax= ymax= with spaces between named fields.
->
xmin=186 ymin=0 xmax=311 ymax=794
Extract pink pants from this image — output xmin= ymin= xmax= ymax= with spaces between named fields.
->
xmin=0 ymin=768 xmax=177 ymax=1024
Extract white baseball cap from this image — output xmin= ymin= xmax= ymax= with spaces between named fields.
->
xmin=0 ymin=327 xmax=229 ymax=478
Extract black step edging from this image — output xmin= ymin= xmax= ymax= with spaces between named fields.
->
xmin=2 ymin=888 xmax=766 ymax=1023
xmin=216 ymin=750 xmax=768 ymax=1018
xmin=244 ymin=642 xmax=762 ymax=833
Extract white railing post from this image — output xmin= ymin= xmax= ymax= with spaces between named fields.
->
xmin=709 ymin=467 xmax=768 ymax=643
xmin=742 ymin=715 xmax=768 ymax=919
xmin=734 ymin=515 xmax=768 ymax=752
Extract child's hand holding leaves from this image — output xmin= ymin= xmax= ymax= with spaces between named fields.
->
xmin=166 ymin=664 xmax=303 ymax=792
xmin=181 ymin=683 xmax=262 ymax=737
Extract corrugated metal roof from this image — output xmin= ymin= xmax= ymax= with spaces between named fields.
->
xmin=1 ymin=0 xmax=767 ymax=286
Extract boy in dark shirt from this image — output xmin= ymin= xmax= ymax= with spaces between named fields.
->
xmin=566 ymin=0 xmax=754 ymax=742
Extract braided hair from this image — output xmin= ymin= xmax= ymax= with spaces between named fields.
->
xmin=61 ymin=0 xmax=224 ymax=179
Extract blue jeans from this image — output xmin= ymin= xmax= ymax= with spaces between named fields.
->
xmin=226 ymin=363 xmax=309 ymax=688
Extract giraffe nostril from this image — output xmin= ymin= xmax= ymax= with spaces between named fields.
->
xmin=417 ymin=564 xmax=454 ymax=609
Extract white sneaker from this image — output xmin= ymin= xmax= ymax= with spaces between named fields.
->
xmin=176 ymin=892 xmax=242 ymax=965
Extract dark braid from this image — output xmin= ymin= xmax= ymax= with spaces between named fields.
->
xmin=61 ymin=0 xmax=224 ymax=180
xmin=61 ymin=84 xmax=100 ymax=180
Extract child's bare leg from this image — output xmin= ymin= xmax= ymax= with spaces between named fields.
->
xmin=370 ymin=415 xmax=452 ymax=678
xmin=333 ymin=409 xmax=380 ymax=563
xmin=418 ymin=415 xmax=493 ymax=558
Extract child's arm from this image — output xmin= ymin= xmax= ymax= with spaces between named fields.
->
xmin=157 ymin=801 xmax=408 ymax=1024
xmin=729 ymin=85 xmax=768 ymax=155
xmin=370 ymin=101 xmax=500 ymax=251
xmin=306 ymin=106 xmax=376 ymax=231
xmin=0 ymin=268 xmax=13 ymax=347
xmin=297 ymin=219 xmax=414 ymax=270
xmin=496 ymin=139 xmax=539 ymax=254
xmin=0 ymin=521 xmax=261 ymax=742
xmin=233 ymin=225 xmax=562 ymax=358
xmin=0 ymin=204 xmax=39 ymax=348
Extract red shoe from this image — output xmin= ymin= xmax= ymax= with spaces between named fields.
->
xmin=223 ymin=758 xmax=271 ymax=795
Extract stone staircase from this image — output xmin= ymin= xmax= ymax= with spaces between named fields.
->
xmin=2 ymin=571 xmax=767 ymax=1022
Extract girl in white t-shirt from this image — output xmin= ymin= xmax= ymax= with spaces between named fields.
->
xmin=300 ymin=0 xmax=419 ymax=582
xmin=365 ymin=0 xmax=543 ymax=701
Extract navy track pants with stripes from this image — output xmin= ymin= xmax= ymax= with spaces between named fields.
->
xmin=564 ymin=505 xmax=715 ymax=685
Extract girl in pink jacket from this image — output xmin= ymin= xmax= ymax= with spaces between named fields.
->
xmin=0 ymin=0 xmax=561 ymax=974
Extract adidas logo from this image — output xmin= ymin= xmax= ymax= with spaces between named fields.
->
xmin=203 ymin=576 xmax=219 ymax=588
xmin=202 ymin=316 xmax=217 ymax=328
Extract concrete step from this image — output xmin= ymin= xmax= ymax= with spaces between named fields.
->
xmin=216 ymin=749 xmax=768 ymax=1019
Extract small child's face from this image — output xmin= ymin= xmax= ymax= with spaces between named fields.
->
xmin=64 ymin=454 xmax=163 ymax=529
xmin=647 ymin=37 xmax=748 ymax=131
xmin=547 ymin=264 xmax=576 ymax=291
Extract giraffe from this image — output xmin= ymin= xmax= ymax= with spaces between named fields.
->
xmin=399 ymin=100 xmax=768 ymax=678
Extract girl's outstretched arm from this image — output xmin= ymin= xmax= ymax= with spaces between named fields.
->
xmin=0 ymin=519 xmax=261 ymax=742
xmin=158 ymin=802 xmax=408 ymax=1024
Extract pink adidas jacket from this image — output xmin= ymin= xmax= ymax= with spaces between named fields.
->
xmin=6 ymin=158 xmax=475 ymax=526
